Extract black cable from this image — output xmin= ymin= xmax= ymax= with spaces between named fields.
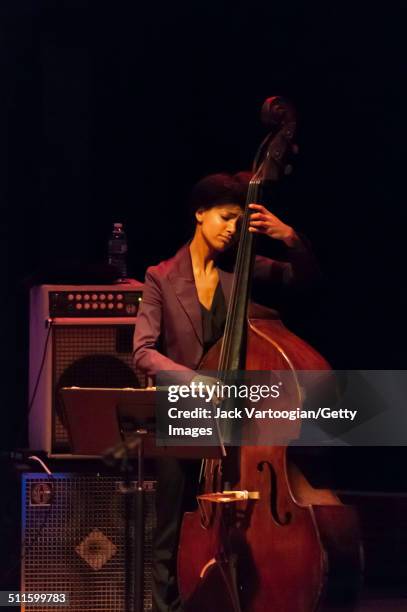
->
xmin=14 ymin=318 xmax=53 ymax=449
xmin=27 ymin=318 xmax=53 ymax=417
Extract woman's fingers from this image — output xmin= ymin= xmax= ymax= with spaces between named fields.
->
xmin=248 ymin=203 xmax=267 ymax=213
xmin=250 ymin=219 xmax=268 ymax=226
xmin=247 ymin=202 xmax=293 ymax=241
xmin=249 ymin=205 xmax=279 ymax=222
xmin=249 ymin=214 xmax=267 ymax=221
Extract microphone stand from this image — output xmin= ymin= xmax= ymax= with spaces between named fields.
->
xmin=105 ymin=428 xmax=147 ymax=612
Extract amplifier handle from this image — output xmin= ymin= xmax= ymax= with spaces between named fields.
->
xmin=51 ymin=317 xmax=138 ymax=325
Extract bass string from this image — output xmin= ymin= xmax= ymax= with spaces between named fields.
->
xmin=218 ymin=177 xmax=260 ymax=376
xmin=219 ymin=178 xmax=258 ymax=372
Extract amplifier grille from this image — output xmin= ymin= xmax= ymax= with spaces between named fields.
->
xmin=22 ymin=474 xmax=156 ymax=611
xmin=52 ymin=325 xmax=146 ymax=450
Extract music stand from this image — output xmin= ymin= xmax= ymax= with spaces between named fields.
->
xmin=59 ymin=386 xmax=221 ymax=459
xmin=59 ymin=386 xmax=222 ymax=612
xmin=60 ymin=387 xmax=157 ymax=612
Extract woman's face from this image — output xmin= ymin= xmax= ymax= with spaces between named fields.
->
xmin=196 ymin=203 xmax=244 ymax=252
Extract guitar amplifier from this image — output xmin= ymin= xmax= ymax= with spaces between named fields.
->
xmin=29 ymin=283 xmax=146 ymax=454
xmin=21 ymin=472 xmax=156 ymax=612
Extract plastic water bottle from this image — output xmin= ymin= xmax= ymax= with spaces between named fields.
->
xmin=108 ymin=222 xmax=128 ymax=280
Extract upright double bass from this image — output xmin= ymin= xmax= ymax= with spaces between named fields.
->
xmin=177 ymin=97 xmax=363 ymax=611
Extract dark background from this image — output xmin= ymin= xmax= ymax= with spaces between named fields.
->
xmin=1 ymin=1 xmax=405 ymax=448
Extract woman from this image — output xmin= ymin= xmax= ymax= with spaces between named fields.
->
xmin=133 ymin=171 xmax=318 ymax=612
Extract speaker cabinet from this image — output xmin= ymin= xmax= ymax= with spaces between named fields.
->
xmin=29 ymin=283 xmax=146 ymax=454
xmin=21 ymin=473 xmax=156 ymax=611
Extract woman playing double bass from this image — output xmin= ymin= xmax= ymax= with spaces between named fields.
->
xmin=133 ymin=170 xmax=318 ymax=612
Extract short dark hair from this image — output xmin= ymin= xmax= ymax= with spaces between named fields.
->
xmin=189 ymin=171 xmax=252 ymax=213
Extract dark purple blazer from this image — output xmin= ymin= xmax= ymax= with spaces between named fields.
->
xmin=133 ymin=241 xmax=317 ymax=379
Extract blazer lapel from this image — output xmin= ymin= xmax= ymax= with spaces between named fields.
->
xmin=169 ymin=244 xmax=203 ymax=346
xmin=168 ymin=244 xmax=236 ymax=347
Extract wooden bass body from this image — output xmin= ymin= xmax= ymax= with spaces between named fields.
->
xmin=178 ymin=308 xmax=363 ymax=612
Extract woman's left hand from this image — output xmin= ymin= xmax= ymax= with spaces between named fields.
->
xmin=248 ymin=203 xmax=298 ymax=247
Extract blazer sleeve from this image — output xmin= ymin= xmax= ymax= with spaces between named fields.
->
xmin=252 ymin=233 xmax=320 ymax=292
xmin=133 ymin=268 xmax=193 ymax=379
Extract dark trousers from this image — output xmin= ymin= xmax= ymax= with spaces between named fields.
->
xmin=152 ymin=457 xmax=201 ymax=612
